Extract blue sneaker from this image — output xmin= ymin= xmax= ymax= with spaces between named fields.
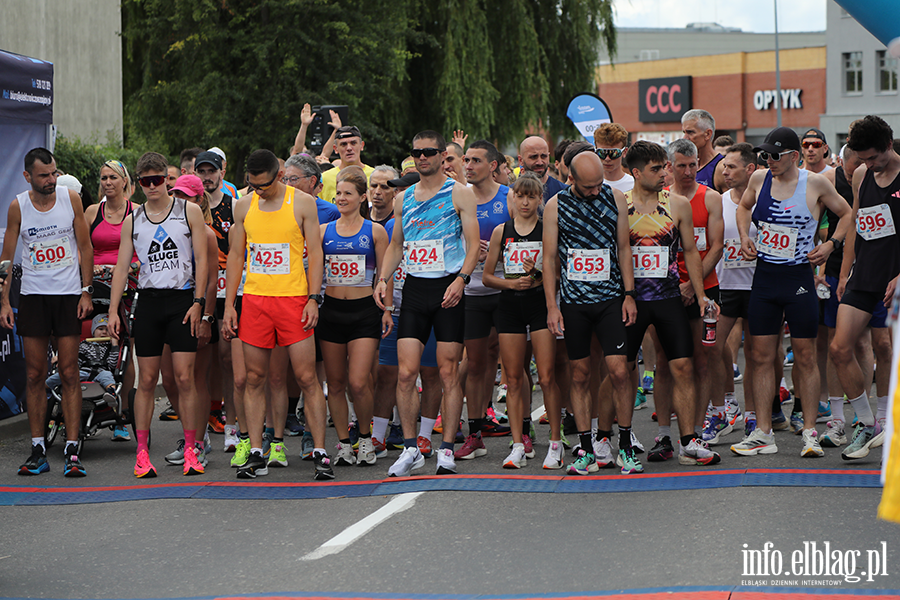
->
xmin=18 ymin=444 xmax=49 ymax=475
xmin=790 ymin=412 xmax=804 ymax=434
xmin=385 ymin=423 xmax=404 ymax=450
xmin=300 ymin=431 xmax=315 ymax=460
xmin=784 ymin=348 xmax=794 ymax=367
xmin=617 ymin=447 xmax=644 ymax=474
xmin=634 ymin=387 xmax=648 ymax=410
xmin=64 ymin=446 xmax=86 ymax=478
xmin=641 ymin=371 xmax=654 ymax=394
xmin=772 ymin=410 xmax=789 ymax=431
xmin=816 ymin=401 xmax=832 ymax=424
xmin=285 ymin=413 xmax=303 ymax=437
xmin=733 ymin=364 xmax=742 ymax=382
xmin=702 ymin=414 xmax=734 ymax=445
xmin=744 ymin=417 xmax=757 ymax=437
xmin=566 ymin=449 xmax=599 ymax=476
xmin=111 ymin=425 xmax=131 ymax=441
xmin=348 ymin=421 xmax=359 ymax=445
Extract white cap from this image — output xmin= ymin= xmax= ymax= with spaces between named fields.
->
xmin=208 ymin=147 xmax=226 ymax=162
xmin=57 ymin=174 xmax=82 ymax=194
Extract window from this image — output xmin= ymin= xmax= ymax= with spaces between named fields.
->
xmin=639 ymin=49 xmax=660 ymax=61
xmin=843 ymin=51 xmax=863 ymax=94
xmin=877 ymin=50 xmax=898 ymax=93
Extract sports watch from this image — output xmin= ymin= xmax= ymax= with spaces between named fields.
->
xmin=458 ymin=273 xmax=471 ymax=285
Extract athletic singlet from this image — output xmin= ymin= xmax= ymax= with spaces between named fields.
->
xmin=91 ymin=199 xmax=136 ymax=266
xmin=384 ymin=218 xmax=405 ymax=311
xmin=677 ymin=184 xmax=718 ymax=289
xmin=846 ymin=168 xmax=900 ymax=293
xmin=467 ymin=184 xmax=510 ymax=297
xmin=210 ymin=193 xmax=234 ymax=269
xmin=500 ymin=219 xmax=543 ymax=281
xmin=627 ymin=190 xmax=680 ymax=301
xmin=556 ymin=184 xmax=623 ymax=304
xmin=18 ymin=185 xmax=81 ymax=296
xmin=716 ymin=189 xmax=757 ymax=291
xmin=243 ymin=186 xmax=308 ymax=297
xmin=696 ymin=153 xmax=723 ymax=192
xmin=322 ymin=219 xmax=376 ymax=288
xmin=401 ymin=178 xmax=464 ymax=279
xmin=132 ymin=197 xmax=195 ymax=290
xmin=824 ymin=166 xmax=853 ymax=278
xmin=752 ymin=169 xmax=816 ymax=266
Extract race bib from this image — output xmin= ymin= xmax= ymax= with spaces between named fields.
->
xmin=217 ymin=268 xmax=246 ymax=298
xmin=757 ymin=222 xmax=797 ymax=259
xmin=504 ymin=242 xmax=543 ymax=275
xmin=394 ymin=258 xmax=407 ymax=291
xmin=29 ymin=236 xmax=74 ymax=271
xmin=694 ymin=227 xmax=707 ymax=251
xmin=249 ymin=243 xmax=290 ymax=275
xmin=631 ymin=246 xmax=668 ymax=278
xmin=723 ymin=238 xmax=756 ymax=270
xmin=405 ymin=239 xmax=444 ymax=274
xmin=325 ymin=254 xmax=365 ymax=286
xmin=566 ymin=248 xmax=610 ymax=282
xmin=857 ymin=203 xmax=896 ymax=241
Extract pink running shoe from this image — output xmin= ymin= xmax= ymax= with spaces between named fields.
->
xmin=134 ymin=449 xmax=157 ymax=478
xmin=454 ymin=433 xmax=487 ymax=460
xmin=183 ymin=446 xmax=205 ymax=476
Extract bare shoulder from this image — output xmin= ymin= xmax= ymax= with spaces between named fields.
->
xmin=233 ymin=195 xmax=252 ymax=221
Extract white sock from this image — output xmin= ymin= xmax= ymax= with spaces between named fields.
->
xmin=314 ymin=447 xmax=327 ymax=456
xmin=32 ymin=437 xmax=45 ymax=451
xmin=591 ymin=417 xmax=598 ymax=430
xmin=372 ymin=416 xmax=389 ymax=442
xmin=780 ymin=377 xmax=787 ymax=389
xmin=829 ymin=396 xmax=845 ymax=422
xmin=877 ymin=396 xmax=888 ymax=421
xmin=848 ymin=391 xmax=875 ymax=426
xmin=659 ymin=425 xmax=671 ymax=439
xmin=392 ymin=406 xmax=401 ymax=425
xmin=419 ymin=417 xmax=437 ymax=439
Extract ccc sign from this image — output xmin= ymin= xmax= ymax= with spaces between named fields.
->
xmin=638 ymin=76 xmax=692 ymax=123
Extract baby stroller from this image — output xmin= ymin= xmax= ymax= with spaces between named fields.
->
xmin=45 ymin=269 xmax=140 ymax=454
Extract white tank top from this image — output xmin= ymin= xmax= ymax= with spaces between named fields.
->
xmin=132 ymin=197 xmax=195 ymax=290
xmin=18 ymin=185 xmax=82 ymax=296
xmin=716 ymin=189 xmax=757 ymax=291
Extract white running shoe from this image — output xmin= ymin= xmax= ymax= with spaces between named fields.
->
xmin=335 ymin=441 xmax=357 ymax=466
xmin=592 ymin=436 xmax=616 ymax=469
xmin=503 ymin=444 xmax=527 ymax=469
xmin=436 ymin=447 xmax=457 ymax=474
xmin=730 ymin=428 xmax=778 ymax=456
xmin=356 ymin=437 xmax=377 ymax=465
xmin=543 ymin=441 xmax=564 ymax=469
xmin=224 ymin=425 xmax=239 ymax=453
xmin=800 ymin=428 xmax=824 ymax=457
xmin=388 ymin=446 xmax=425 ymax=477
xmin=630 ymin=430 xmax=645 ymax=453
xmin=821 ymin=419 xmax=846 ymax=447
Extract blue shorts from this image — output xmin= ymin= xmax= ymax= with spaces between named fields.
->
xmin=824 ymin=275 xmax=887 ymax=328
xmin=748 ymin=261 xmax=818 ymax=338
xmin=379 ymin=313 xmax=438 ymax=368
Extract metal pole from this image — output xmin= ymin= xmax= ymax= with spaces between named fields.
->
xmin=774 ymin=0 xmax=782 ymax=127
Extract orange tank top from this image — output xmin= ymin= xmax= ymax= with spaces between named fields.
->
xmin=677 ymin=184 xmax=718 ymax=289
xmin=243 ymin=186 xmax=309 ymax=297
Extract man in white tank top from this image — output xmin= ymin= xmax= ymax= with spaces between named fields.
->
xmin=0 ymin=148 xmax=94 ymax=478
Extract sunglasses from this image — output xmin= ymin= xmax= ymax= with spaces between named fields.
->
xmin=759 ymin=150 xmax=796 ymax=162
xmin=138 ymin=175 xmax=166 ymax=188
xmin=802 ymin=140 xmax=825 ymax=149
xmin=248 ymin=172 xmax=279 ymax=192
xmin=595 ymin=148 xmax=624 ymax=160
xmin=411 ymin=148 xmax=441 ymax=159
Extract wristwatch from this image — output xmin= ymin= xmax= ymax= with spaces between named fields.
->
xmin=309 ymin=293 xmax=324 ymax=304
xmin=458 ymin=272 xmax=471 ymax=285
xmin=828 ymin=237 xmax=843 ymax=252
xmin=623 ymin=290 xmax=636 ymax=298
xmin=81 ymin=285 xmax=93 ymax=295
xmin=193 ymin=297 xmax=206 ymax=308
xmin=384 ymin=305 xmax=395 ymax=314
xmin=201 ymin=314 xmax=215 ymax=324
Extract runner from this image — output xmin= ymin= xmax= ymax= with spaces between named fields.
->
xmin=518 ymin=136 xmax=566 ymax=203
xmin=624 ymin=141 xmax=721 ymax=469
xmin=374 ymin=130 xmax=481 ymax=477
xmin=320 ymin=125 xmax=375 ymax=203
xmin=543 ymin=151 xmax=638 ymax=476
xmin=223 ymin=149 xmax=330 ymax=480
xmin=2 ymin=148 xmax=94 ymax=477
xmin=800 ymin=128 xmax=833 ymax=175
xmin=593 ymin=123 xmax=634 ymax=193
xmin=681 ymin=109 xmax=725 ymax=192
xmin=107 ymin=152 xmax=210 ymax=478
xmin=733 ymin=127 xmax=852 ymax=457
xmin=831 ymin=115 xmax=900 ymax=459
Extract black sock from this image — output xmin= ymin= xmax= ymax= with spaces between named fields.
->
xmin=618 ymin=425 xmax=632 ymax=450
xmin=239 ymin=431 xmax=249 ymax=440
xmin=273 ymin=437 xmax=283 ymax=444
xmin=470 ymin=418 xmax=485 ymax=435
xmin=579 ymin=431 xmax=593 ymax=453
xmin=287 ymin=396 xmax=300 ymax=414
xmin=596 ymin=429 xmax=613 ymax=442
xmin=522 ymin=419 xmax=531 ymax=436
xmin=680 ymin=434 xmax=695 ymax=447
xmin=791 ymin=397 xmax=802 ymax=416
xmin=339 ymin=437 xmax=351 ymax=445
xmin=772 ymin=395 xmax=781 ymax=413
xmin=359 ymin=431 xmax=371 ymax=439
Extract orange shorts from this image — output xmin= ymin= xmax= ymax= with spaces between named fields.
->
xmin=239 ymin=294 xmax=314 ymax=349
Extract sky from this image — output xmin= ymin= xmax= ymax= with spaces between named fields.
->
xmin=613 ymin=0 xmax=827 ymax=33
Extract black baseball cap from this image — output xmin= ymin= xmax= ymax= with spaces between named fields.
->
xmin=194 ymin=151 xmax=223 ymax=170
xmin=335 ymin=125 xmax=362 ymax=140
xmin=754 ymin=127 xmax=801 ymax=154
xmin=801 ymin=127 xmax=828 ymax=145
xmin=388 ymin=172 xmax=419 ymax=188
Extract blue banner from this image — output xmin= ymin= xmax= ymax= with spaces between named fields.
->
xmin=833 ymin=0 xmax=899 ymax=50
xmin=566 ymin=93 xmax=613 ymax=143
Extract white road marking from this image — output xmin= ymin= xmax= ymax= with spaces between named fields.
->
xmin=300 ymin=492 xmax=424 ymax=561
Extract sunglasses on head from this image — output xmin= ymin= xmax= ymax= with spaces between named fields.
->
xmin=802 ymin=140 xmax=825 ymax=149
xmin=595 ymin=148 xmax=624 ymax=160
xmin=759 ymin=150 xmax=796 ymax=162
xmin=138 ymin=175 xmax=166 ymax=188
xmin=411 ymin=148 xmax=440 ymax=159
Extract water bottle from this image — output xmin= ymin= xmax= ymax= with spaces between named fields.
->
xmin=816 ymin=283 xmax=831 ymax=300
xmin=702 ymin=300 xmax=717 ymax=347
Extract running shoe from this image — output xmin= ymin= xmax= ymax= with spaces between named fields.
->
xmin=730 ymin=428 xmax=778 ymax=456
xmin=432 ymin=415 xmax=443 ymax=434
xmin=112 ymin=425 xmax=131 ymax=442
xmin=301 ymin=431 xmax=315 ymax=460
xmin=630 ymin=430 xmax=645 ymax=453
xmin=165 ymin=439 xmax=187 ymax=465
xmin=502 ymin=444 xmax=527 ymax=469
xmin=357 ymin=437 xmax=377 ymax=465
xmin=744 ymin=417 xmax=757 ymax=437
xmin=821 ymin=419 xmax=846 ymax=447
xmin=208 ymin=410 xmax=225 ymax=434
xmin=488 ymin=405 xmax=508 ymax=425
xmin=647 ymin=436 xmax=674 ymax=462
xmin=790 ymin=412 xmax=804 ymax=434
xmin=335 ymin=441 xmax=357 ymax=466
xmin=543 ymin=441 xmax=564 ymax=469
xmin=63 ymin=451 xmax=86 ymax=477
xmin=726 ymin=398 xmax=743 ymax=426
xmin=800 ymin=428 xmax=824 ymax=457
xmin=481 ymin=419 xmax=511 ymax=437
xmin=454 ymin=433 xmax=487 ymax=459
xmin=18 ymin=445 xmax=49 ymax=476
xmin=702 ymin=414 xmax=733 ymax=445
xmin=314 ymin=452 xmax=335 ymax=480
xmin=779 ymin=386 xmax=792 ymax=404
xmin=842 ymin=421 xmax=884 ymax=460
xmin=783 ymin=348 xmax=794 ymax=367
xmin=195 ymin=441 xmax=209 ymax=468
xmin=562 ymin=412 xmax=577 ymax=435
xmin=496 ymin=384 xmax=508 ymax=403
xmin=642 ymin=371 xmax=654 ymax=393
xmin=436 ymin=447 xmax=457 ymax=474
xmin=875 ymin=418 xmax=887 ymax=447
xmin=539 ymin=411 xmax=549 ymax=424
xmin=386 ymin=423 xmax=404 ymax=450
xmin=617 ymin=447 xmax=644 ymax=474
xmin=733 ymin=364 xmax=742 ymax=383
xmin=679 ymin=438 xmax=721 ymax=465
xmin=183 ymin=446 xmax=204 ymax=475
xmin=455 ymin=424 xmax=465 ymax=443
xmin=495 ymin=366 xmax=503 ymax=385
xmin=285 ymin=413 xmax=303 ymax=437
xmin=634 ymin=387 xmax=648 ymax=410
xmin=268 ymin=442 xmax=288 ymax=467
xmin=236 ymin=451 xmax=268 ymax=479
xmin=262 ymin=431 xmax=273 ymax=459
xmin=772 ymin=410 xmax=790 ymax=431
xmin=231 ymin=437 xmax=251 ymax=468
xmin=415 ymin=435 xmax=433 ymax=458
xmin=592 ymin=436 xmax=616 ymax=469
xmin=388 ymin=446 xmax=425 ymax=477
xmin=348 ymin=421 xmax=359 ymax=446
xmin=816 ymin=401 xmax=832 ymax=424
xmin=224 ymin=425 xmax=239 ymax=453
xmin=158 ymin=404 xmax=178 ymax=421
xmin=566 ymin=449 xmax=598 ymax=476
xmin=651 ymin=411 xmax=677 ymax=422
xmin=372 ymin=437 xmax=388 ymax=459
xmin=522 ymin=434 xmax=535 ymax=458
xmin=134 ymin=449 xmax=156 ymax=478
